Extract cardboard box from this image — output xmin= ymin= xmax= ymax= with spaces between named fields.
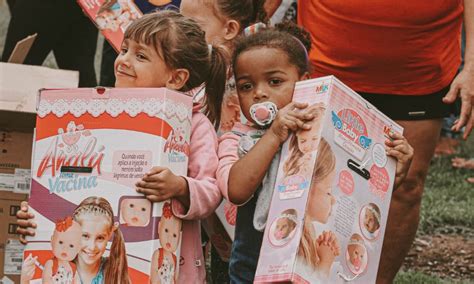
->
xmin=0 ymin=63 xmax=79 ymax=114
xmin=0 ymin=131 xmax=34 ymax=175
xmin=23 ymin=88 xmax=192 ymax=283
xmin=0 ymin=192 xmax=28 ymax=284
xmin=255 ymin=76 xmax=403 ymax=283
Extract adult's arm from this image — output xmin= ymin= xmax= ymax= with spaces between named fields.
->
xmin=443 ymin=0 xmax=474 ymax=139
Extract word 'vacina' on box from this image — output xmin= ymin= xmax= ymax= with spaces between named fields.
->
xmin=23 ymin=88 xmax=192 ymax=283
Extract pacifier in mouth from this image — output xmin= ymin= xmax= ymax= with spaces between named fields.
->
xmin=250 ymin=101 xmax=278 ymax=127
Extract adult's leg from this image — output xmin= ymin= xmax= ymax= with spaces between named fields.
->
xmin=376 ymin=119 xmax=442 ymax=283
xmin=1 ymin=0 xmax=57 ymax=64
xmin=53 ymin=2 xmax=97 ymax=87
xmin=99 ymin=40 xmax=118 ymax=87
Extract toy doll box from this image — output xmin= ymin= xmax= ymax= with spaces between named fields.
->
xmin=255 ymin=76 xmax=403 ymax=284
xmin=77 ymin=0 xmax=179 ymax=52
xmin=77 ymin=0 xmax=143 ymax=51
xmin=23 ymin=88 xmax=192 ymax=283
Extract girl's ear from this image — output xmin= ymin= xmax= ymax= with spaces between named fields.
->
xmin=299 ymin=72 xmax=310 ymax=81
xmin=224 ymin=19 xmax=241 ymax=41
xmin=166 ymin=69 xmax=190 ymax=91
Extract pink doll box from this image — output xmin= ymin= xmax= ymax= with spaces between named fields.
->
xmin=255 ymin=76 xmax=403 ymax=284
xmin=23 ymin=88 xmax=192 ymax=283
xmin=77 ymin=0 xmax=143 ymax=51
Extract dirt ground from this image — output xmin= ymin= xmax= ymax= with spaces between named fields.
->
xmin=403 ymin=233 xmax=474 ymax=281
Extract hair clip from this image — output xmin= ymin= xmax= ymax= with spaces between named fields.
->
xmin=244 ymin=22 xmax=267 ymax=36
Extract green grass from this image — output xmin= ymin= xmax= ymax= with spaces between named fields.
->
xmin=395 ymin=270 xmax=474 ymax=284
xmin=419 ymin=136 xmax=474 ymax=235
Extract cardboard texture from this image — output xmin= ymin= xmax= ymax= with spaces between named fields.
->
xmin=0 ymin=63 xmax=79 ymax=114
xmin=0 ymin=131 xmax=34 ymax=175
xmin=255 ymin=76 xmax=403 ymax=284
xmin=0 ymin=192 xmax=28 ymax=284
xmin=23 ymin=88 xmax=192 ymax=283
xmin=7 ymin=34 xmax=37 ymax=64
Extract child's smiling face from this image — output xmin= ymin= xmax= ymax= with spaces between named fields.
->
xmin=114 ymin=39 xmax=172 ymax=88
xmin=235 ymin=47 xmax=304 ymax=125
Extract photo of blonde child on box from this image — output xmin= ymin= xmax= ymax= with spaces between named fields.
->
xmin=360 ymin=203 xmax=381 ymax=240
xmin=42 ymin=217 xmax=82 ymax=283
xmin=21 ymin=196 xmax=129 ymax=284
xmin=119 ymin=196 xmax=152 ymax=227
xmin=268 ymin=209 xmax=298 ymax=246
xmin=345 ymin=234 xmax=368 ymax=275
xmin=295 ymin=138 xmax=344 ymax=282
xmin=150 ymin=202 xmax=182 ymax=284
xmin=283 ymin=102 xmax=326 ymax=178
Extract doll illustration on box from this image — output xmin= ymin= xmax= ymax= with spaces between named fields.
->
xmin=346 ymin=234 xmax=368 ymax=274
xmin=119 ymin=196 xmax=152 ymax=227
xmin=270 ymin=209 xmax=298 ymax=246
xmin=151 ymin=202 xmax=182 ymax=284
xmin=96 ymin=0 xmax=140 ymax=32
xmin=42 ymin=216 xmax=82 ymax=284
xmin=283 ymin=102 xmax=326 ymax=178
xmin=360 ymin=203 xmax=381 ymax=240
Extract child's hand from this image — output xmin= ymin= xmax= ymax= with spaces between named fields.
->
xmin=385 ymin=131 xmax=414 ymax=190
xmin=316 ymin=231 xmax=340 ymax=256
xmin=269 ymin=102 xmax=314 ymax=143
xmin=16 ymin=201 xmax=36 ymax=244
xmin=20 ymin=254 xmax=37 ymax=283
xmin=135 ymin=167 xmax=189 ymax=203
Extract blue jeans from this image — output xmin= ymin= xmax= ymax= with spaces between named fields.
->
xmin=229 ymin=196 xmax=264 ymax=283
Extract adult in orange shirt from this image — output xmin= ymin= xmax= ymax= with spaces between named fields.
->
xmin=298 ymin=1 xmax=473 ymax=283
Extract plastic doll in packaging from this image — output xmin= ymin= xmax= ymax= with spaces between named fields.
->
xmin=42 ymin=216 xmax=82 ymax=284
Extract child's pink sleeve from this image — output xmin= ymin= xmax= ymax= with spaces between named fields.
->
xmin=216 ymin=130 xmax=240 ymax=202
xmin=171 ymin=112 xmax=221 ymax=220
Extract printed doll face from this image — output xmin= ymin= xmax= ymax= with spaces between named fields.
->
xmin=348 ymin=244 xmax=365 ymax=270
xmin=120 ymin=198 xmax=152 ymax=226
xmin=115 ymin=39 xmax=172 ymax=88
xmin=51 ymin=221 xmax=82 ymax=262
xmin=180 ymin=0 xmax=228 ymax=45
xmin=235 ymin=47 xmax=305 ymax=125
xmin=159 ymin=216 xmax=181 ymax=253
xmin=78 ymin=215 xmax=112 ymax=266
xmin=364 ymin=208 xmax=379 ymax=233
xmin=307 ymin=169 xmax=336 ymax=224
xmin=274 ymin=217 xmax=295 ymax=240
xmin=296 ymin=118 xmax=322 ymax=154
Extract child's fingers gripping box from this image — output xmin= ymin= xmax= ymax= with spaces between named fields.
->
xmin=22 ymin=88 xmax=192 ymax=283
xmin=255 ymin=76 xmax=403 ymax=284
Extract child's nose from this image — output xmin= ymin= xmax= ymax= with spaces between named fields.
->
xmin=254 ymin=87 xmax=268 ymax=101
